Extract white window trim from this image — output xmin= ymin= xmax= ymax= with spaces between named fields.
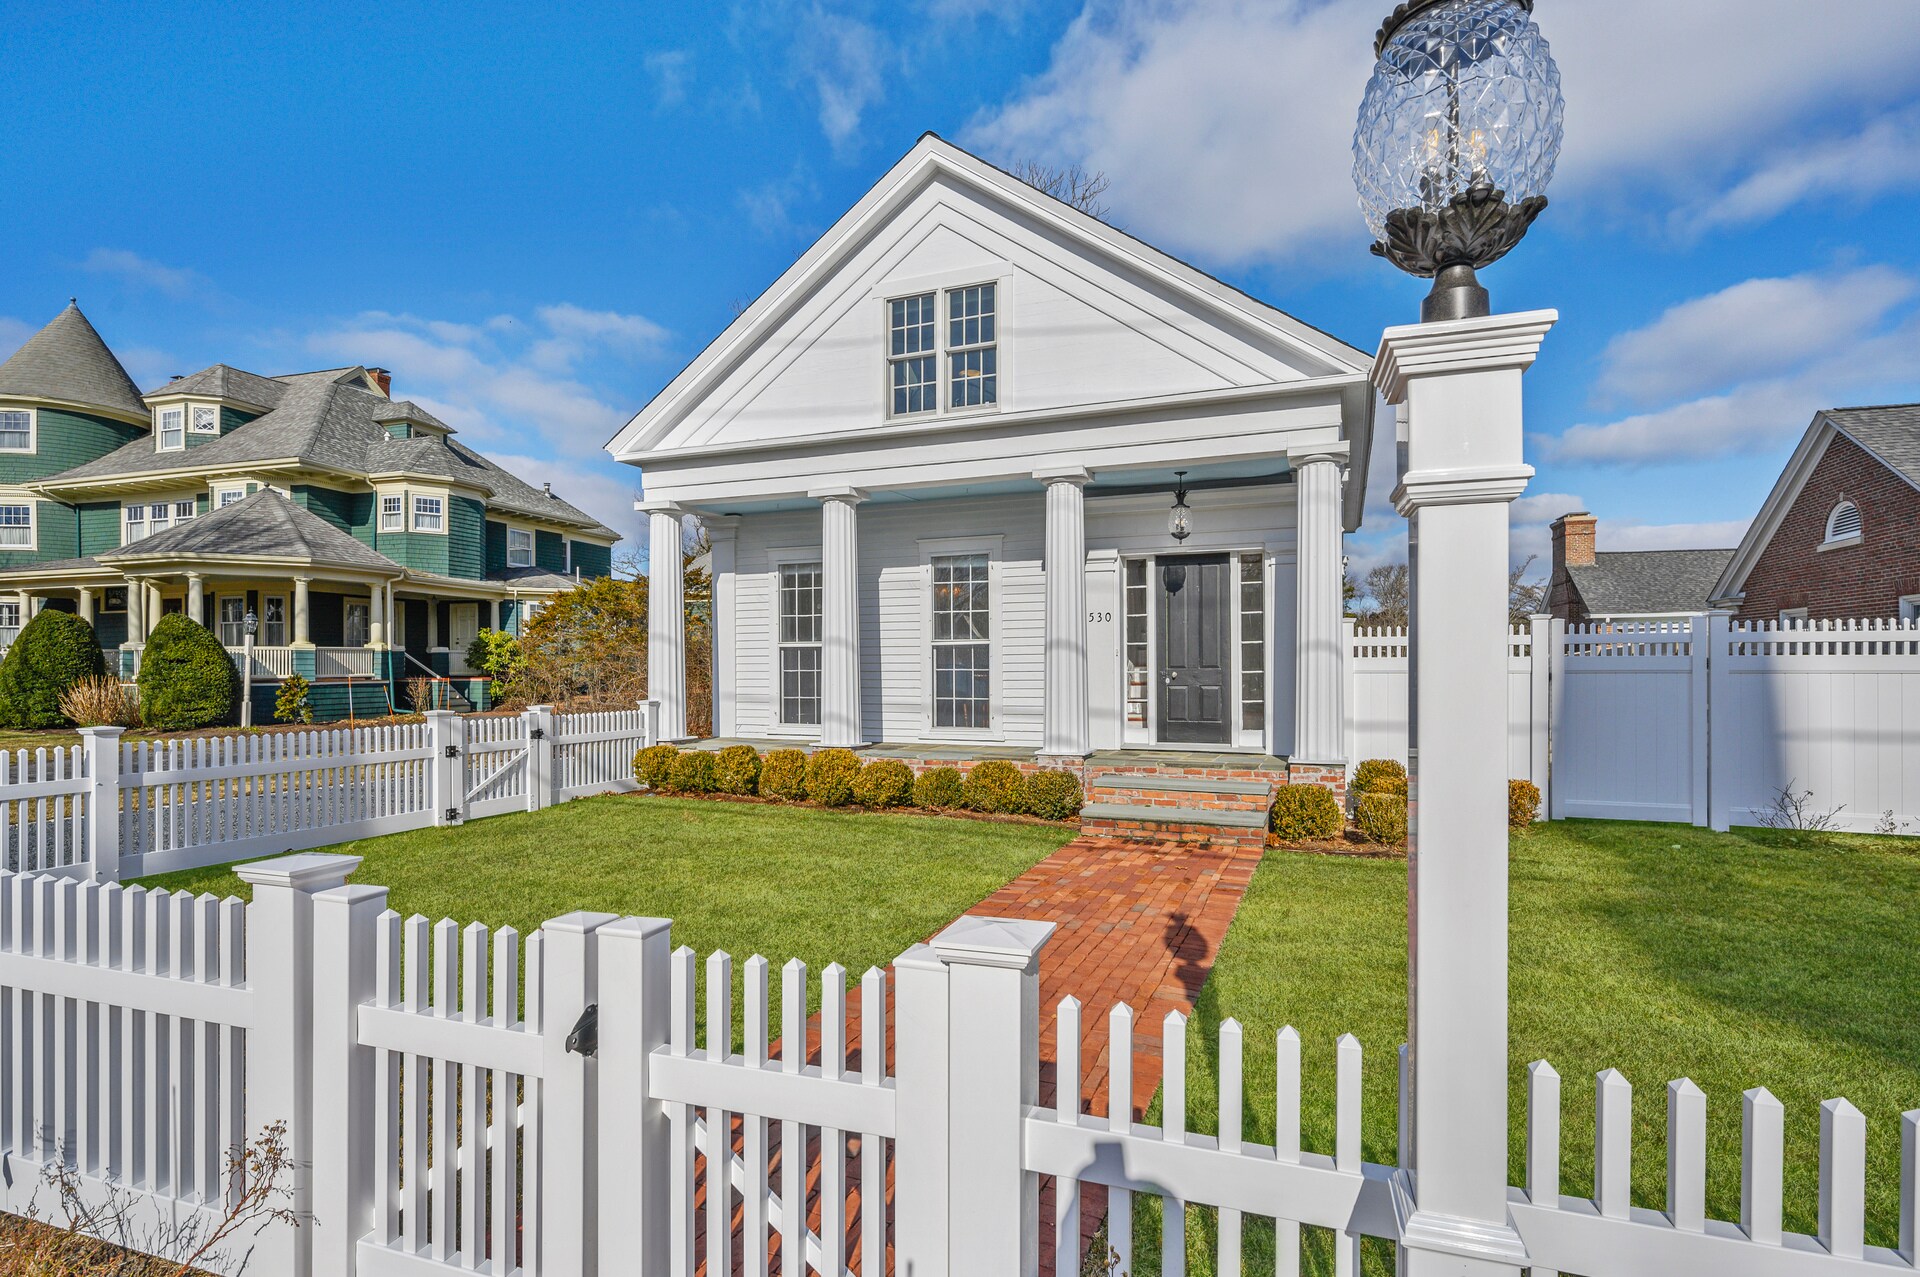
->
xmin=765 ymin=547 xmax=825 ymax=739
xmin=1819 ymin=499 xmax=1863 ymax=550
xmin=412 ymin=494 xmax=446 ymax=534
xmin=919 ymin=535 xmax=1004 ymax=742
xmin=878 ymin=269 xmax=1012 ymax=423
xmin=344 ymin=598 xmax=373 ymax=647
xmin=216 ymin=594 xmax=249 ymax=646
xmin=1899 ymin=595 xmax=1920 ymax=623
xmin=0 ymin=498 xmax=36 ymax=551
xmin=0 ymin=406 xmax=36 ymax=454
xmin=507 ymin=526 xmax=535 ymax=568
xmin=260 ymin=593 xmax=289 ymax=646
xmin=189 ymin=403 xmax=221 ymax=434
xmin=156 ymin=406 xmax=187 ymax=452
xmin=379 ymin=493 xmax=406 ymax=531
xmin=216 ymin=485 xmax=249 ymax=509
xmin=1779 ymin=607 xmax=1810 ymax=625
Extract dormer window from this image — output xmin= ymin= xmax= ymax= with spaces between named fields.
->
xmin=507 ymin=527 xmax=534 ymax=567
xmin=1823 ymin=500 xmax=1862 ymax=546
xmin=0 ymin=408 xmax=33 ymax=452
xmin=157 ymin=407 xmax=185 ymax=451
xmin=190 ymin=405 xmax=219 ymax=435
xmin=886 ymin=283 xmax=999 ymax=417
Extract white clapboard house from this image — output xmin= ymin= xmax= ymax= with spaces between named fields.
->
xmin=608 ymin=134 xmax=1376 ymax=811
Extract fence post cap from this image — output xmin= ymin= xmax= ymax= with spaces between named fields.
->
xmin=76 ymin=725 xmax=126 ymax=739
xmin=930 ymin=915 xmax=1055 ymax=971
xmin=601 ymin=915 xmax=672 ymax=942
xmin=312 ymin=882 xmax=389 ymax=909
xmin=235 ymin=851 xmax=363 ymax=891
xmin=543 ymin=909 xmax=621 ymax=935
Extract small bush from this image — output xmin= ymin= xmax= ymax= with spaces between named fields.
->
xmin=405 ymin=676 xmax=437 ymax=713
xmin=274 ymin=673 xmax=314 ymax=724
xmin=1270 ymin=785 xmax=1344 ymax=841
xmin=913 ymin=766 xmax=965 ymax=809
xmin=712 ymin=745 xmax=762 ymax=795
xmin=1352 ymin=758 xmax=1408 ymax=796
xmin=0 ymin=609 xmax=106 ymax=728
xmin=759 ymin=749 xmax=808 ymax=800
xmin=852 ymin=758 xmax=915 ymax=808
xmin=135 ymin=615 xmax=237 ymax=731
xmin=1355 ymin=792 xmax=1409 ymax=845
xmin=1509 ymin=778 xmax=1542 ymax=829
xmin=634 ymin=743 xmax=679 ymax=789
xmin=963 ymin=759 xmax=1026 ymax=814
xmin=1021 ymin=769 xmax=1083 ymax=821
xmin=667 ymin=750 xmax=716 ymax=794
xmin=805 ymin=748 xmax=863 ymax=807
xmin=58 ymin=674 xmax=139 ymax=728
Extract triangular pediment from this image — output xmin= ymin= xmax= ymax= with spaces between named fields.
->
xmin=609 ymin=135 xmax=1367 ymax=461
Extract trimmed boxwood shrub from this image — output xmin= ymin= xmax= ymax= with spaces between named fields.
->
xmin=759 ymin=749 xmax=807 ymax=800
xmin=1355 ymin=792 xmax=1409 ymax=845
xmin=135 ymin=615 xmax=237 ymax=731
xmin=0 ymin=609 xmax=106 ymax=728
xmin=1270 ymin=784 xmax=1344 ymax=841
xmin=852 ymin=758 xmax=915 ymax=808
xmin=913 ymin=766 xmax=965 ymax=810
xmin=1352 ymin=758 xmax=1408 ymax=796
xmin=667 ymin=750 xmax=716 ymax=794
xmin=1021 ymin=769 xmax=1083 ymax=821
xmin=634 ymin=743 xmax=679 ymax=789
xmin=1510 ymin=778 xmax=1542 ymax=829
xmin=805 ymin=748 xmax=862 ymax=806
xmin=963 ymin=759 xmax=1026 ymax=814
xmin=713 ymin=745 xmax=762 ymax=795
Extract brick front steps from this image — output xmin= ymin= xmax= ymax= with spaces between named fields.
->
xmin=1080 ymin=770 xmax=1276 ymax=850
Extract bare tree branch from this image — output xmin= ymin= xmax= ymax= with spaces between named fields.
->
xmin=1007 ymin=160 xmax=1115 ymax=223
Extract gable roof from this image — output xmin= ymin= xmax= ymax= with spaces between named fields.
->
xmin=146 ymin=364 xmax=290 ymax=412
xmin=0 ymin=302 xmax=148 ymax=423
xmin=1710 ymin=404 xmax=1920 ymax=603
xmin=1568 ymin=549 xmax=1737 ymax=617
xmin=607 ymin=133 xmax=1374 ymax=491
xmin=98 ymin=489 xmax=400 ymax=572
xmin=371 ymin=399 xmax=452 ymax=431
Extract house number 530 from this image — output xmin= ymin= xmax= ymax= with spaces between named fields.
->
xmin=1088 ymin=611 xmax=1112 ymax=623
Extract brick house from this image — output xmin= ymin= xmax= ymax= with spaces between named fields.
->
xmin=1710 ymin=404 xmax=1920 ymax=621
xmin=1547 ymin=511 xmax=1734 ymax=622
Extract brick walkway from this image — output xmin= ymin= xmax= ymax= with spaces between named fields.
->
xmin=698 ymin=833 xmax=1266 ymax=1275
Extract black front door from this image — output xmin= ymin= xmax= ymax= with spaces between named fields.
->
xmin=1156 ymin=553 xmax=1232 ymax=744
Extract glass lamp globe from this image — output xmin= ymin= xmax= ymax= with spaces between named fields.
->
xmin=1168 ymin=472 xmax=1194 ymax=541
xmin=1352 ymin=0 xmax=1564 ymax=321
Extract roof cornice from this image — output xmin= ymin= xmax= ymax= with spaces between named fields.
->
xmin=0 ymin=393 xmax=150 ymax=429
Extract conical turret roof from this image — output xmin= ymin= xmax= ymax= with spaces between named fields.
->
xmin=0 ymin=301 xmax=148 ymax=423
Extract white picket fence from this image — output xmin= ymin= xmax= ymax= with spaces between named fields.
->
xmin=1347 ymin=615 xmax=1920 ymax=833
xmin=0 ymin=703 xmax=659 ymax=882
xmin=0 ymin=862 xmax=1910 ymax=1276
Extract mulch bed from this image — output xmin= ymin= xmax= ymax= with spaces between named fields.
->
xmin=1268 ymin=827 xmax=1408 ymax=858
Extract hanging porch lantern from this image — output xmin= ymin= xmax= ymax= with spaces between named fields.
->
xmin=1168 ymin=471 xmax=1194 ymax=542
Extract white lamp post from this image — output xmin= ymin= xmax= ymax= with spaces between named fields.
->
xmin=1353 ymin=3 xmax=1562 ymax=1274
xmin=241 ymin=608 xmax=259 ymax=727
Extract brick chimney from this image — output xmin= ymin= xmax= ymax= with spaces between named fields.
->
xmin=1551 ymin=512 xmax=1596 ymax=571
xmin=367 ymin=367 xmax=393 ymax=396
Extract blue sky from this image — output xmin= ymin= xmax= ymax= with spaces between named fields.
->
xmin=5 ymin=0 xmax=1918 ymax=576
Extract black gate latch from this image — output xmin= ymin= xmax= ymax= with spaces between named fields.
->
xmin=566 ymin=1003 xmax=599 ymax=1057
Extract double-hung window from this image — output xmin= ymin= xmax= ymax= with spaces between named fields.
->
xmin=262 ymin=595 xmax=288 ymax=646
xmin=777 ymin=562 xmax=823 ymax=726
xmin=190 ymin=405 xmax=219 ymax=435
xmin=344 ymin=601 xmax=371 ymax=647
xmin=413 ymin=495 xmax=443 ymax=532
xmin=147 ymin=501 xmax=172 ymax=537
xmin=0 ymin=409 xmax=32 ymax=451
xmin=508 ymin=528 xmax=534 ymax=567
xmin=379 ymin=495 xmax=404 ymax=530
xmin=174 ymin=499 xmax=196 ymax=524
xmin=887 ymin=283 xmax=999 ymax=417
xmin=0 ymin=503 xmax=32 ymax=548
xmin=0 ymin=601 xmax=19 ymax=630
xmin=123 ymin=504 xmax=145 ymax=542
xmin=931 ymin=553 xmax=990 ymax=728
xmin=218 ymin=487 xmax=247 ymax=508
xmin=158 ymin=407 xmax=185 ymax=451
xmin=218 ymin=597 xmax=247 ymax=646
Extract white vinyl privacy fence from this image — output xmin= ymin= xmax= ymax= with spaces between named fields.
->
xmin=1 ymin=704 xmax=659 ymax=881
xmin=1346 ymin=616 xmax=1920 ymax=833
xmin=0 ymin=857 xmax=1912 ymax=1276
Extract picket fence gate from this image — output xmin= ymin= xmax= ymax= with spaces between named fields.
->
xmin=0 ymin=703 xmax=660 ymax=882
xmin=1346 ymin=615 xmax=1920 ymax=833
xmin=0 ymin=859 xmax=1912 ymax=1276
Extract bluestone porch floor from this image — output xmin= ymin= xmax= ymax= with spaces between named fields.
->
xmin=698 ymin=832 xmax=1266 ymax=1275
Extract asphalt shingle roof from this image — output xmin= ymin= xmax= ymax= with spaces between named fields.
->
xmin=1826 ymin=403 xmax=1920 ymax=489
xmin=489 ymin=565 xmax=583 ymax=590
xmin=0 ymin=302 xmax=147 ymax=420
xmin=99 ymin=489 xmax=400 ymax=572
xmin=146 ymin=365 xmax=290 ymax=412
xmin=1568 ymin=548 xmax=1737 ymax=616
xmin=363 ymin=435 xmax=496 ymax=490
xmin=371 ymin=399 xmax=451 ymax=431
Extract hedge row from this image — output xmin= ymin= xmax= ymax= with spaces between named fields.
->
xmin=630 ymin=744 xmax=1083 ymax=820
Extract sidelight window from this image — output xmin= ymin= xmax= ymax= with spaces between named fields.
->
xmin=1238 ymin=553 xmax=1265 ymax=731
xmin=932 ymin=553 xmax=991 ymax=728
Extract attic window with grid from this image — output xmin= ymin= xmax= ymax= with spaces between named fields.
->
xmin=885 ymin=282 xmax=998 ymax=417
xmin=1823 ymin=499 xmax=1862 ymax=546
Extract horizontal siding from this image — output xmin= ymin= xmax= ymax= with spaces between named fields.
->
xmin=77 ymin=501 xmax=119 ymax=556
xmin=449 ymin=497 xmax=486 ymax=579
xmin=485 ymin=520 xmax=508 ymax=573
xmin=0 ymin=407 xmax=146 ymax=484
xmin=535 ymin=529 xmax=566 ymax=573
xmin=0 ymin=499 xmax=80 ymax=569
xmin=570 ymin=539 xmax=613 ymax=580
xmin=294 ymin=485 xmax=376 ymax=548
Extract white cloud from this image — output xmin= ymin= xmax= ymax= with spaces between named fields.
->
xmin=1511 ymin=491 xmax=1587 ymax=527
xmin=1599 ymin=519 xmax=1749 ymax=552
xmin=80 ymin=248 xmax=207 ymax=299
xmin=966 ymin=0 xmax=1920 ymax=265
xmin=644 ymin=49 xmax=693 ymax=109
xmin=1595 ymin=267 xmax=1916 ymax=408
xmin=1686 ymin=105 xmax=1920 ymax=231
xmin=791 ymin=6 xmax=890 ymax=150
xmin=529 ymin=303 xmax=670 ymax=370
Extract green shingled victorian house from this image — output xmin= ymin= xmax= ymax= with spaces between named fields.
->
xmin=0 ymin=301 xmax=618 ymax=718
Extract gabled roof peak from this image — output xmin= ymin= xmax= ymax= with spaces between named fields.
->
xmin=0 ymin=301 xmax=148 ymax=423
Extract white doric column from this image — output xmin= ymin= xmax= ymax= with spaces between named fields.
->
xmin=640 ymin=501 xmax=688 ymax=741
xmin=123 ymin=580 xmax=144 ymax=645
xmin=1038 ymin=466 xmax=1092 ymax=757
xmin=76 ymin=587 xmax=94 ymax=623
xmin=1290 ymin=446 xmax=1348 ymax=766
xmin=1374 ymin=310 xmax=1555 ymax=1276
xmin=292 ymin=576 xmax=312 ymax=646
xmin=145 ymin=584 xmax=162 ymax=638
xmin=369 ymin=582 xmax=387 ymax=648
xmin=186 ymin=572 xmax=204 ymax=625
xmin=812 ymin=486 xmax=867 ymax=748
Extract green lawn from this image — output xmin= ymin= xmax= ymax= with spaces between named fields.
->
xmin=1131 ymin=821 xmax=1920 ymax=1275
xmin=139 ymin=794 xmax=1075 ymax=1050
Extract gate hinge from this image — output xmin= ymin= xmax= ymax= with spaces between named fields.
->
xmin=444 ymin=745 xmax=460 ymax=759
xmin=529 ymin=727 xmax=545 ymax=740
xmin=566 ymin=1003 xmax=598 ymax=1057
xmin=444 ymin=807 xmax=461 ymax=823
